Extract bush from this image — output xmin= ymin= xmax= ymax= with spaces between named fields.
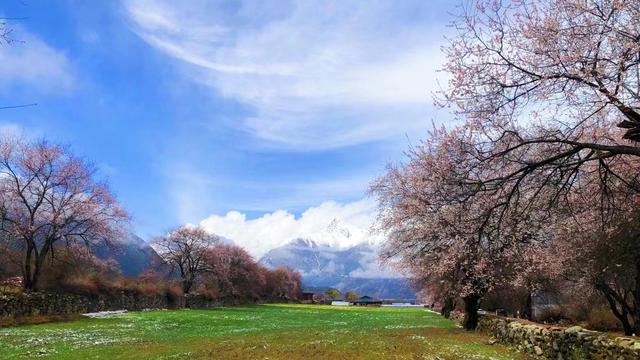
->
xmin=536 ymin=307 xmax=567 ymax=323
xmin=59 ymin=275 xmax=101 ymax=296
xmin=586 ymin=308 xmax=622 ymax=332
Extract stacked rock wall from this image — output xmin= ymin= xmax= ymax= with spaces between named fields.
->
xmin=0 ymin=292 xmax=234 ymax=318
xmin=478 ymin=315 xmax=640 ymax=359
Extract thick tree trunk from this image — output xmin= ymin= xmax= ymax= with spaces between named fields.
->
xmin=598 ymin=282 xmax=634 ymax=336
xmin=182 ymin=277 xmax=194 ymax=294
xmin=632 ymin=259 xmax=640 ymax=336
xmin=620 ymin=314 xmax=634 ymax=336
xmin=441 ymin=297 xmax=454 ymax=318
xmin=23 ymin=246 xmax=34 ymax=291
xmin=524 ymin=291 xmax=533 ymax=320
xmin=31 ymin=261 xmax=42 ymax=292
xmin=463 ymin=294 xmax=480 ymax=330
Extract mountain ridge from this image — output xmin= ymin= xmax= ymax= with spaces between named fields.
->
xmin=259 ymin=238 xmax=415 ymax=299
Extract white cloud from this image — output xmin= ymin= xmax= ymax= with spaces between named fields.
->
xmin=0 ymin=122 xmax=25 ymax=137
xmin=0 ymin=26 xmax=74 ymax=93
xmin=197 ymin=198 xmax=383 ymax=258
xmin=0 ymin=122 xmax=42 ymax=139
xmin=123 ymin=0 xmax=448 ymax=150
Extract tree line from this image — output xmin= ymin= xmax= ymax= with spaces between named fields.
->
xmin=371 ymin=0 xmax=640 ymax=335
xmin=0 ymin=137 xmax=302 ymax=303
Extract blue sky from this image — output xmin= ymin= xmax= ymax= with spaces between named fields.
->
xmin=0 ymin=0 xmax=454 ymax=248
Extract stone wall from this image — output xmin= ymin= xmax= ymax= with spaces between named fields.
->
xmin=0 ymin=291 xmax=188 ymax=318
xmin=0 ymin=291 xmax=264 ymax=319
xmin=477 ymin=315 xmax=640 ymax=359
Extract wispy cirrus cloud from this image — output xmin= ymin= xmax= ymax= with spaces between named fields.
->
xmin=123 ymin=0 xmax=449 ymax=150
xmin=0 ymin=25 xmax=74 ymax=94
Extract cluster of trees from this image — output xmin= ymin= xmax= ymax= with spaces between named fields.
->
xmin=372 ymin=0 xmax=640 ymax=335
xmin=324 ymin=288 xmax=359 ymax=302
xmin=0 ymin=137 xmax=302 ymax=303
xmin=152 ymin=226 xmax=303 ymax=302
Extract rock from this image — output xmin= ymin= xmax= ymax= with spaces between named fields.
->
xmin=565 ymin=326 xmax=583 ymax=333
xmin=534 ymin=346 xmax=544 ymax=356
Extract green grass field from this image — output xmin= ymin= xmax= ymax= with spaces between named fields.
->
xmin=0 ymin=305 xmax=530 ymax=359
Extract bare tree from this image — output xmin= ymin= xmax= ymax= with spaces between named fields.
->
xmin=152 ymin=226 xmax=218 ymax=294
xmin=0 ymin=137 xmax=128 ymax=290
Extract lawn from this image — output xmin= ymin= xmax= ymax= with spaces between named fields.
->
xmin=0 ymin=305 xmax=531 ymax=359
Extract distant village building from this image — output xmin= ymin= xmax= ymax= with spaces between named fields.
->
xmin=352 ymin=296 xmax=383 ymax=306
xmin=331 ymin=301 xmax=350 ymax=306
xmin=301 ymin=287 xmax=334 ymax=303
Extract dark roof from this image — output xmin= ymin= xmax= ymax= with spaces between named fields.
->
xmin=354 ymin=296 xmax=382 ymax=303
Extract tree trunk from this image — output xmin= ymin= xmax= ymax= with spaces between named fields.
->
xmin=598 ymin=282 xmax=633 ymax=336
xmin=524 ymin=291 xmax=533 ymax=320
xmin=441 ymin=296 xmax=454 ymax=318
xmin=463 ymin=294 xmax=480 ymax=330
xmin=620 ymin=312 xmax=634 ymax=336
xmin=23 ymin=246 xmax=34 ymax=291
xmin=31 ymin=260 xmax=42 ymax=292
xmin=182 ymin=278 xmax=193 ymax=294
xmin=632 ymin=259 xmax=640 ymax=336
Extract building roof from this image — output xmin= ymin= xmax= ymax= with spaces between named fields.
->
xmin=353 ymin=296 xmax=382 ymax=303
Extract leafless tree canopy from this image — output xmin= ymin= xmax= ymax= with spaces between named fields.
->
xmin=0 ymin=137 xmax=128 ymax=290
xmin=151 ymin=226 xmax=219 ymax=294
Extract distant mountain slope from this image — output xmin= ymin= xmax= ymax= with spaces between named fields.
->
xmin=92 ymin=233 xmax=168 ymax=276
xmin=259 ymin=238 xmax=415 ymax=299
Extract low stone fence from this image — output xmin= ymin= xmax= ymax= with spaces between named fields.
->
xmin=0 ymin=291 xmax=186 ymax=318
xmin=0 ymin=290 xmax=282 ymax=320
xmin=477 ymin=315 xmax=640 ymax=359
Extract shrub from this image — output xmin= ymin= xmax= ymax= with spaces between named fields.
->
xmin=59 ymin=275 xmax=100 ymax=296
xmin=536 ymin=307 xmax=567 ymax=323
xmin=586 ymin=308 xmax=622 ymax=332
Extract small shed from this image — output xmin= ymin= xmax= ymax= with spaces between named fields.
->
xmin=352 ymin=296 xmax=383 ymax=306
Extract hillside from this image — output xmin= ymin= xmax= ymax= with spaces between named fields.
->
xmin=92 ymin=233 xmax=168 ymax=276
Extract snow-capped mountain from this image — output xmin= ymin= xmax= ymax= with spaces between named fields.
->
xmin=259 ymin=238 xmax=415 ymax=299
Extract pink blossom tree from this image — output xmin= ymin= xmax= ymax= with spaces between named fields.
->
xmin=0 ymin=137 xmax=128 ymax=291
xmin=151 ymin=226 xmax=219 ymax=294
xmin=442 ymin=0 xmax=640 ymax=141
xmin=372 ymin=127 xmax=549 ymax=329
xmin=263 ymin=266 xmax=302 ymax=301
xmin=375 ymin=0 xmax=640 ymax=332
xmin=201 ymin=244 xmax=266 ymax=301
xmin=438 ymin=0 xmax=640 ymax=229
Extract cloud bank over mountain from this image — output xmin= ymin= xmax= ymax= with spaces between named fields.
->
xmin=197 ymin=198 xmax=383 ymax=258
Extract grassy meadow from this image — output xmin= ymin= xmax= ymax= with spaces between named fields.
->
xmin=0 ymin=304 xmax=531 ymax=359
